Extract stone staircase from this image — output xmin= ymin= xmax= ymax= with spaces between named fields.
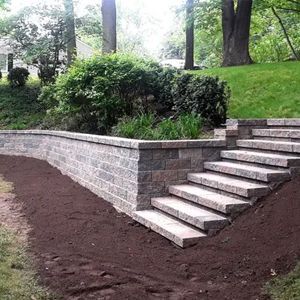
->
xmin=133 ymin=122 xmax=300 ymax=247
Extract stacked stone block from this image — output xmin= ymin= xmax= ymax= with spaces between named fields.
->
xmin=0 ymin=130 xmax=225 ymax=214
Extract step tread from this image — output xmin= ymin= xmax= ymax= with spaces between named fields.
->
xmin=237 ymin=139 xmax=300 ymax=153
xmin=204 ymin=160 xmax=290 ymax=183
xmin=169 ymin=184 xmax=250 ymax=214
xmin=188 ymin=172 xmax=269 ymax=198
xmin=221 ymin=150 xmax=300 ymax=160
xmin=205 ymin=161 xmax=287 ymax=175
xmin=188 ymin=172 xmax=269 ymax=189
xmin=152 ymin=196 xmax=228 ymax=230
xmin=253 ymin=128 xmax=300 ymax=138
xmin=133 ymin=210 xmax=205 ymax=247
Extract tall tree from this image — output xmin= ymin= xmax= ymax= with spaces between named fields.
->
xmin=222 ymin=0 xmax=253 ymax=66
xmin=185 ymin=0 xmax=194 ymax=70
xmin=101 ymin=0 xmax=117 ymax=53
xmin=64 ymin=0 xmax=77 ymax=66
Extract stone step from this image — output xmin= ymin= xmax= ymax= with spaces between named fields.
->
xmin=133 ymin=210 xmax=205 ymax=248
xmin=237 ymin=139 xmax=300 ymax=154
xmin=253 ymin=136 xmax=300 ymax=143
xmin=152 ymin=196 xmax=229 ymax=231
xmin=221 ymin=149 xmax=300 ymax=167
xmin=252 ymin=129 xmax=300 ymax=139
xmin=169 ymin=184 xmax=250 ymax=214
xmin=204 ymin=161 xmax=290 ymax=182
xmin=187 ymin=173 xmax=270 ymax=198
xmin=267 ymin=119 xmax=300 ymax=128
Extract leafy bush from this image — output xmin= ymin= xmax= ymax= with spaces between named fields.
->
xmin=7 ymin=67 xmax=30 ymax=87
xmin=40 ymin=54 xmax=177 ymax=134
xmin=173 ymin=74 xmax=230 ymax=127
xmin=112 ymin=113 xmax=203 ymax=140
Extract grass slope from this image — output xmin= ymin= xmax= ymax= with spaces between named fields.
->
xmin=0 ymin=78 xmax=45 ymax=130
xmin=193 ymin=61 xmax=300 ymax=119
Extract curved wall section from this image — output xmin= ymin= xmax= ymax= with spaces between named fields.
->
xmin=0 ymin=130 xmax=226 ymax=214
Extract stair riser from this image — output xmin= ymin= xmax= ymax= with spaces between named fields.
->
xmin=221 ymin=152 xmax=300 ymax=168
xmin=151 ymin=199 xmax=228 ymax=231
xmin=237 ymin=140 xmax=300 ymax=154
xmin=204 ymin=162 xmax=290 ymax=183
xmin=188 ymin=174 xmax=270 ymax=198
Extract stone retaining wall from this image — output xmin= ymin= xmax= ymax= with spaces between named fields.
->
xmin=0 ymin=130 xmax=226 ymax=214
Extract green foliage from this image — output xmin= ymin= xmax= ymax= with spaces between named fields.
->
xmin=112 ymin=113 xmax=203 ymax=140
xmin=265 ymin=263 xmax=300 ymax=300
xmin=0 ymin=5 xmax=66 ymax=84
xmin=76 ymin=4 xmax=102 ymax=49
xmin=0 ymin=78 xmax=45 ymax=130
xmin=40 ymin=54 xmax=177 ymax=134
xmin=0 ymin=0 xmax=9 ymax=10
xmin=7 ymin=67 xmax=30 ymax=87
xmin=194 ymin=0 xmax=222 ymax=67
xmin=192 ymin=61 xmax=300 ymax=118
xmin=112 ymin=113 xmax=156 ymax=139
xmin=250 ymin=5 xmax=300 ymax=63
xmin=191 ymin=0 xmax=300 ymax=67
xmin=173 ymin=73 xmax=230 ymax=127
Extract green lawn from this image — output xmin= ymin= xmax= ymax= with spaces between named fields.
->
xmin=193 ymin=61 xmax=300 ymax=119
xmin=0 ymin=78 xmax=46 ymax=130
xmin=265 ymin=263 xmax=300 ymax=300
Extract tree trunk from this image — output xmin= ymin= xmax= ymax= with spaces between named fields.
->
xmin=222 ymin=0 xmax=253 ymax=66
xmin=101 ymin=0 xmax=117 ymax=54
xmin=64 ymin=0 xmax=77 ymax=67
xmin=272 ymin=7 xmax=299 ymax=60
xmin=184 ymin=0 xmax=194 ymax=70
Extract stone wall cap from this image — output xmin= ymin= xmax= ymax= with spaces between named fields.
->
xmin=226 ymin=119 xmax=268 ymax=126
xmin=267 ymin=119 xmax=300 ymax=126
xmin=0 ymin=130 xmax=226 ymax=149
xmin=227 ymin=118 xmax=300 ymax=127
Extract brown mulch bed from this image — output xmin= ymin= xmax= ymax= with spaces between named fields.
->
xmin=0 ymin=155 xmax=299 ymax=300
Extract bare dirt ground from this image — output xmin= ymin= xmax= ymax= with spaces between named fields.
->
xmin=0 ymin=177 xmax=30 ymax=242
xmin=0 ymin=154 xmax=299 ymax=300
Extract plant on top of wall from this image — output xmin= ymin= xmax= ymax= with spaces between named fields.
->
xmin=40 ymin=53 xmax=230 ymax=137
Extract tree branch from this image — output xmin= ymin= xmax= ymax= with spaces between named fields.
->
xmin=271 ymin=6 xmax=299 ymax=60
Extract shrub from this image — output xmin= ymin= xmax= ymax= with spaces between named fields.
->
xmin=112 ymin=113 xmax=203 ymax=140
xmin=40 ymin=54 xmax=177 ymax=134
xmin=173 ymin=74 xmax=230 ymax=127
xmin=7 ymin=67 xmax=30 ymax=87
